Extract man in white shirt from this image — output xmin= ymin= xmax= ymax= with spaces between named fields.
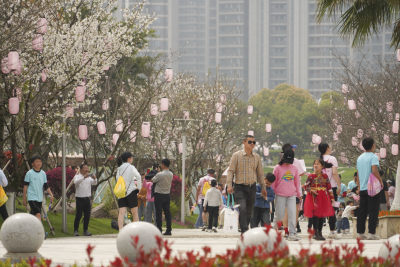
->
xmin=73 ymin=163 xmax=97 ymax=236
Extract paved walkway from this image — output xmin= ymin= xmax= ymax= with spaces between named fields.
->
xmin=0 ymin=226 xmax=387 ymax=266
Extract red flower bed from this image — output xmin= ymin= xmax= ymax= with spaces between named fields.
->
xmin=379 ymin=210 xmax=400 ymax=217
xmin=46 ymin=167 xmax=76 ymax=198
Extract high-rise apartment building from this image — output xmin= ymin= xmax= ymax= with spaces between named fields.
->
xmin=119 ymin=0 xmax=396 ymax=99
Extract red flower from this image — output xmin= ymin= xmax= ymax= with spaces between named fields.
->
xmin=86 ymin=244 xmax=95 ymax=263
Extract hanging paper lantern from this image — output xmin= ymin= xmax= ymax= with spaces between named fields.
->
xmin=8 ymin=97 xmax=19 ymax=115
xmin=333 ymin=133 xmax=338 ymax=141
xmin=102 ymin=99 xmax=109 ymax=111
xmin=220 ymin=94 xmax=227 ymax=104
xmin=66 ymin=105 xmax=74 ymax=118
xmin=150 ymin=104 xmax=158 ymax=116
xmin=248 ymin=130 xmax=254 ymax=136
xmin=336 ymin=125 xmax=342 ymax=134
xmin=392 ymin=144 xmax=399 ymax=156
xmin=380 ymin=148 xmax=387 ymax=159
xmin=247 ymin=105 xmax=253 ymax=115
xmin=160 ymin=97 xmax=169 ymax=112
xmin=183 ymin=111 xmax=190 ymax=120
xmin=215 ymin=112 xmax=222 ymax=123
xmin=351 ymin=137 xmax=358 ymax=147
xmin=129 ymin=131 xmax=136 ymax=142
xmin=384 ymin=134 xmax=390 ymax=144
xmin=13 ymin=60 xmax=22 ymax=75
xmin=396 ymin=113 xmax=400 ymax=121
xmin=75 ymin=83 xmax=86 ymax=102
xmin=78 ymin=125 xmax=88 ymax=140
xmin=397 ymin=49 xmax=400 ymax=62
xmin=112 ymin=134 xmax=119 ymax=145
xmin=315 ymin=136 xmax=322 ymax=145
xmin=37 ymin=18 xmax=47 ymax=34
xmin=263 ymin=146 xmax=269 ymax=156
xmin=115 ymin=120 xmax=123 ymax=132
xmin=97 ymin=121 xmax=106 ymax=135
xmin=216 ymin=102 xmax=223 ymax=113
xmin=165 ymin=68 xmax=173 ymax=82
xmin=141 ymin=122 xmax=150 ymax=138
xmin=265 ymin=123 xmax=272 ymax=133
xmin=7 ymin=51 xmax=19 ymax=70
xmin=178 ymin=143 xmax=183 ymax=154
xmin=393 ymin=121 xmax=399 ymax=134
xmin=357 ymin=129 xmax=363 ymax=139
xmin=32 ymin=34 xmax=43 ymax=51
xmin=348 ymin=100 xmax=356 ymax=110
xmin=41 ymin=69 xmax=47 ymax=82
xmin=1 ymin=58 xmax=9 ymax=74
xmin=386 ymin=102 xmax=394 ymax=112
xmin=355 ymin=111 xmax=361 ymax=118
xmin=341 ymin=84 xmax=349 ymax=94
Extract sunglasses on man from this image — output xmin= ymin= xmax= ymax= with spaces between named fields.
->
xmin=247 ymin=140 xmax=256 ymax=145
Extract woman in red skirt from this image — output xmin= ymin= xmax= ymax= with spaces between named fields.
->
xmin=304 ymin=159 xmax=335 ymax=240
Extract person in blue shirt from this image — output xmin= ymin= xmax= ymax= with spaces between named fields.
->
xmin=348 ymin=172 xmax=358 ymax=191
xmin=23 ymin=155 xmax=54 ymax=220
xmin=356 ymin=137 xmax=383 ymax=240
xmin=251 ymin=173 xmax=275 ymax=228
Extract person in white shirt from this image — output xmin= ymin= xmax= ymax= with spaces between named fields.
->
xmin=341 ymin=200 xmax=358 ymax=234
xmin=73 ymin=163 xmax=97 ymax=236
xmin=0 ymin=168 xmax=9 ymax=220
xmin=203 ymin=179 xmax=223 ymax=232
xmin=195 ymin=169 xmax=216 ymax=230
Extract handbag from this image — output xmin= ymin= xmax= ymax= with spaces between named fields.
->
xmin=0 ymin=186 xmax=7 ymax=207
xmin=367 ymin=173 xmax=382 ymax=197
xmin=222 ymin=194 xmax=239 ymax=232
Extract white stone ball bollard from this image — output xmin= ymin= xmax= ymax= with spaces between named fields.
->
xmin=378 ymin=234 xmax=400 ymax=259
xmin=237 ymin=227 xmax=288 ymax=254
xmin=116 ymin=222 xmax=163 ymax=262
xmin=0 ymin=213 xmax=45 ymax=253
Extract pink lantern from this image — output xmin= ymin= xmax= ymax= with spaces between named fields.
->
xmin=75 ymin=83 xmax=86 ymax=102
xmin=265 ymin=123 xmax=272 ymax=133
xmin=333 ymin=133 xmax=338 ymax=141
xmin=112 ymin=134 xmax=119 ymax=145
xmin=97 ymin=121 xmax=106 ymax=135
xmin=8 ymin=97 xmax=19 ymax=115
xmin=220 ymin=94 xmax=227 ymax=104
xmin=380 ymin=148 xmax=387 ymax=159
xmin=392 ymin=144 xmax=399 ymax=156
xmin=7 ymin=51 xmax=19 ymax=70
xmin=115 ymin=120 xmax=123 ymax=132
xmin=263 ymin=146 xmax=269 ymax=156
xmin=183 ymin=111 xmax=190 ymax=120
xmin=13 ymin=60 xmax=22 ymax=75
xmin=384 ymin=134 xmax=390 ymax=144
xmin=32 ymin=35 xmax=43 ymax=51
xmin=336 ymin=125 xmax=342 ymax=134
xmin=66 ymin=105 xmax=74 ymax=118
xmin=16 ymin=87 xmax=22 ymax=101
xmin=216 ymin=102 xmax=223 ymax=113
xmin=215 ymin=112 xmax=222 ymax=123
xmin=247 ymin=105 xmax=253 ymax=115
xmin=1 ymin=58 xmax=9 ymax=74
xmin=160 ymin=97 xmax=169 ymax=112
xmin=165 ymin=68 xmax=173 ymax=82
xmin=315 ymin=136 xmax=322 ymax=145
xmin=351 ymin=137 xmax=358 ymax=147
xmin=355 ymin=111 xmax=361 ymax=119
xmin=357 ymin=129 xmax=363 ymax=138
xmin=396 ymin=113 xmax=400 ymax=121
xmin=178 ymin=143 xmax=183 ymax=154
xmin=386 ymin=102 xmax=394 ymax=112
xmin=37 ymin=18 xmax=47 ymax=34
xmin=150 ymin=104 xmax=158 ymax=116
xmin=348 ymin=100 xmax=356 ymax=110
xmin=341 ymin=84 xmax=349 ymax=94
xmin=102 ymin=99 xmax=109 ymax=111
xmin=41 ymin=69 xmax=47 ymax=82
xmin=78 ymin=125 xmax=88 ymax=140
xmin=141 ymin=122 xmax=150 ymax=138
xmin=397 ymin=49 xmax=400 ymax=62
xmin=129 ymin=131 xmax=136 ymax=142
xmin=248 ymin=130 xmax=254 ymax=136
xmin=393 ymin=121 xmax=399 ymax=134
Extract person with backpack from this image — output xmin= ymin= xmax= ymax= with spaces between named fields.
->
xmin=203 ymin=179 xmax=223 ymax=232
xmin=196 ymin=169 xmax=216 ymax=230
xmin=116 ymin=152 xmax=142 ymax=230
xmin=356 ymin=137 xmax=383 ymax=240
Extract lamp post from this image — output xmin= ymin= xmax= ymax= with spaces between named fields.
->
xmin=62 ymin=116 xmax=67 ymax=233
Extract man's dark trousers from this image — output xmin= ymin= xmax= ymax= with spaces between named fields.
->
xmin=154 ymin=193 xmax=172 ymax=233
xmin=234 ymin=183 xmax=256 ymax=233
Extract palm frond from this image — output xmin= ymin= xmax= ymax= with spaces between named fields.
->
xmin=316 ymin=0 xmax=354 ymax=23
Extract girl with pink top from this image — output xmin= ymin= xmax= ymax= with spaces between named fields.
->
xmin=272 ymin=149 xmax=301 ymax=241
xmin=143 ymin=177 xmax=155 ymax=223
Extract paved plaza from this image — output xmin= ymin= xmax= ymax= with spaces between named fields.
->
xmin=0 ymin=224 xmax=388 ymax=266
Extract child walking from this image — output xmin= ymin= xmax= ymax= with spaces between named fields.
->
xmin=251 ymin=173 xmax=275 ymax=227
xmin=304 ymin=159 xmax=335 ymax=240
xmin=272 ymin=149 xmax=302 ymax=241
xmin=339 ymin=200 xmax=358 ymax=234
xmin=203 ymin=179 xmax=223 ymax=233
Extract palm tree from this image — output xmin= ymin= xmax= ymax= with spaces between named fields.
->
xmin=316 ymin=0 xmax=400 ymax=48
